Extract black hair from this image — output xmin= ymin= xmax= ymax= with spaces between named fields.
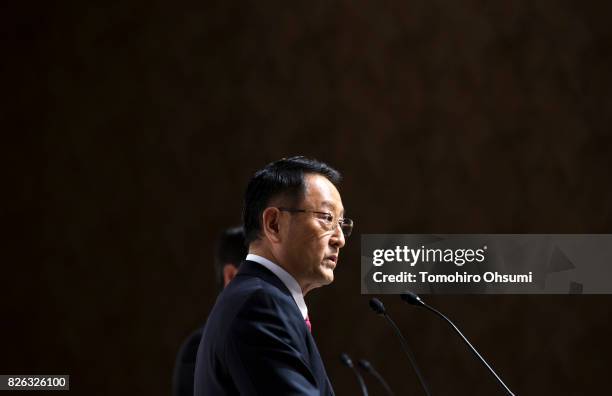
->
xmin=214 ymin=226 xmax=247 ymax=289
xmin=243 ymin=156 xmax=342 ymax=245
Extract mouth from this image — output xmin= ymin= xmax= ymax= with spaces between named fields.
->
xmin=326 ymin=255 xmax=338 ymax=264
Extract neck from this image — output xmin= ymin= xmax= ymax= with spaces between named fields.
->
xmin=249 ymin=242 xmax=314 ymax=296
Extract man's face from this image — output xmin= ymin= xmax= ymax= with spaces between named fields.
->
xmin=279 ymin=174 xmax=346 ymax=294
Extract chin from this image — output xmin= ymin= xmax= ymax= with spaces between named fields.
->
xmin=320 ymin=269 xmax=334 ymax=285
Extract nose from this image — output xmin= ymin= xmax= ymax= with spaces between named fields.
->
xmin=330 ymin=222 xmax=346 ymax=249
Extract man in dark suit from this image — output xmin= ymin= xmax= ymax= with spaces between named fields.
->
xmin=194 ymin=156 xmax=353 ymax=395
xmin=172 ymin=226 xmax=247 ymax=396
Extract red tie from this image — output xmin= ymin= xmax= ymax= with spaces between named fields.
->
xmin=305 ymin=316 xmax=312 ymax=333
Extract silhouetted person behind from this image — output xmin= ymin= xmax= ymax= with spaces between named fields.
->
xmin=172 ymin=226 xmax=247 ymax=396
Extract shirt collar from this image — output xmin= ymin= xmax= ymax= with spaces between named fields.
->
xmin=246 ymin=254 xmax=308 ymax=319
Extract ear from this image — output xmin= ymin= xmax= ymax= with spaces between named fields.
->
xmin=261 ymin=207 xmax=283 ymax=243
xmin=223 ymin=264 xmax=238 ymax=287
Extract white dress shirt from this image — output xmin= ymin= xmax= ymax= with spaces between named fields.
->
xmin=246 ymin=253 xmax=308 ymax=320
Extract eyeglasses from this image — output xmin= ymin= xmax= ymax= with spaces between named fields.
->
xmin=278 ymin=207 xmax=354 ymax=238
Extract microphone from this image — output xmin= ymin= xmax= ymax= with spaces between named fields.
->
xmin=368 ymin=298 xmax=431 ymax=396
xmin=357 ymin=359 xmax=394 ymax=396
xmin=340 ymin=353 xmax=369 ymax=396
xmin=401 ymin=292 xmax=515 ymax=396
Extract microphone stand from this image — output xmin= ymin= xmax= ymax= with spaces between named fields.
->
xmin=401 ymin=292 xmax=515 ymax=396
xmin=358 ymin=359 xmax=394 ymax=396
xmin=340 ymin=353 xmax=369 ymax=396
xmin=370 ymin=298 xmax=432 ymax=396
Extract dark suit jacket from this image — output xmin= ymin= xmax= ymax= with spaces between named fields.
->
xmin=172 ymin=326 xmax=203 ymax=396
xmin=194 ymin=260 xmax=335 ymax=395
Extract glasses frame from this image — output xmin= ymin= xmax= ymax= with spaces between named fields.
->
xmin=277 ymin=207 xmax=353 ymax=238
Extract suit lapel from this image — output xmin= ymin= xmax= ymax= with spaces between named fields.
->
xmin=236 ymin=260 xmax=334 ymax=395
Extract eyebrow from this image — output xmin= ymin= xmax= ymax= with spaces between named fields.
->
xmin=320 ymin=201 xmax=345 ymax=216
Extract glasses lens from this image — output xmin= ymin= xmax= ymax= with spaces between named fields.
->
xmin=341 ymin=219 xmax=353 ymax=238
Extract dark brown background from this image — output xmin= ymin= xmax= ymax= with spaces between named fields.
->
xmin=4 ymin=1 xmax=612 ymax=395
